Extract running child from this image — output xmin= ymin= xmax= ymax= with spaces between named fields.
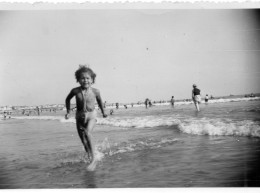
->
xmin=65 ymin=65 xmax=107 ymax=170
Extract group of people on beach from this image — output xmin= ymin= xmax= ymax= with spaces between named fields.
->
xmin=64 ymin=65 xmax=207 ymax=170
xmin=3 ymin=111 xmax=12 ymax=120
xmin=21 ymin=106 xmax=58 ymax=116
xmin=144 ymin=98 xmax=153 ymax=108
xmin=191 ymin=84 xmax=212 ymax=111
xmin=145 ymin=85 xmax=208 ymax=112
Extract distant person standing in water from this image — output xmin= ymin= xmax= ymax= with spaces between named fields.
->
xmin=65 ymin=65 xmax=107 ymax=171
xmin=145 ymin=98 xmax=149 ymax=109
xmin=36 ymin=106 xmax=40 ymax=116
xmin=148 ymin=100 xmax=152 ymax=107
xmin=3 ymin=111 xmax=7 ymax=120
xmin=205 ymin=94 xmax=209 ymax=103
xmin=192 ymin=84 xmax=201 ymax=112
xmin=170 ymin=96 xmax=175 ymax=107
xmin=110 ymin=109 xmax=114 ymax=115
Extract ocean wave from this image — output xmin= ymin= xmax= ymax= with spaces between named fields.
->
xmin=96 ymin=116 xmax=260 ymax=138
xmin=97 ymin=116 xmax=181 ymax=128
xmin=12 ymin=115 xmax=181 ymax=128
xmin=174 ymin=97 xmax=260 ymax=105
xmin=205 ymin=97 xmax=260 ymax=104
xmin=13 ymin=115 xmax=66 ymax=122
xmin=53 ymin=136 xmax=178 ymax=169
xmin=12 ymin=114 xmax=260 ymax=138
xmin=96 ymin=137 xmax=180 ymax=157
xmin=179 ymin=118 xmax=260 ymax=138
xmin=245 ymin=108 xmax=260 ymax=113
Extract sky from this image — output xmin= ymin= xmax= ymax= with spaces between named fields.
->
xmin=0 ymin=9 xmax=260 ymax=106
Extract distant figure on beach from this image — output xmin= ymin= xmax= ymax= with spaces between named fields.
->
xmin=145 ymin=98 xmax=149 ymax=109
xmin=170 ymin=96 xmax=175 ymax=107
xmin=36 ymin=106 xmax=40 ymax=116
xmin=205 ymin=94 xmax=209 ymax=103
xmin=116 ymin=103 xmax=119 ymax=109
xmin=148 ymin=100 xmax=152 ymax=107
xmin=3 ymin=111 xmax=7 ymax=120
xmin=3 ymin=111 xmax=11 ymax=119
xmin=124 ymin=105 xmax=128 ymax=109
xmin=65 ymin=65 xmax=107 ymax=171
xmin=8 ymin=112 xmax=12 ymax=119
xmin=192 ymin=84 xmax=201 ymax=112
xmin=110 ymin=109 xmax=114 ymax=115
xmin=250 ymin=93 xmax=255 ymax=97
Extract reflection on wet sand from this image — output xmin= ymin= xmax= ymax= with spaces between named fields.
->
xmin=82 ymin=170 xmax=97 ymax=188
xmin=0 ymin=162 xmax=16 ymax=189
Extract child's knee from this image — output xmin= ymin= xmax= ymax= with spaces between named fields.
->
xmin=83 ymin=127 xmax=92 ymax=136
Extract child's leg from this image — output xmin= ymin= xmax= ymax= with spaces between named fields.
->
xmin=83 ymin=119 xmax=96 ymax=162
xmin=76 ymin=120 xmax=91 ymax=159
xmin=85 ymin=119 xmax=98 ymax=171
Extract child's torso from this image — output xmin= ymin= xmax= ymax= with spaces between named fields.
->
xmin=75 ymin=87 xmax=96 ymax=112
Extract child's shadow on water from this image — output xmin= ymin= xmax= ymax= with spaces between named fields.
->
xmin=82 ymin=170 xmax=97 ymax=188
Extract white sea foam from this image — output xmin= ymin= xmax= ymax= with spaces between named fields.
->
xmin=205 ymin=97 xmax=260 ymax=104
xmin=98 ymin=117 xmax=260 ymax=138
xmin=97 ymin=137 xmax=180 ymax=156
xmin=14 ymin=115 xmax=65 ymax=121
xmin=12 ymin=109 xmax=260 ymax=138
xmin=179 ymin=118 xmax=260 ymax=138
xmin=97 ymin=116 xmax=181 ymax=128
xmin=174 ymin=96 xmax=260 ymax=106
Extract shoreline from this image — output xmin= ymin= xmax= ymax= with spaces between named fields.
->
xmin=1 ymin=93 xmax=260 ymax=114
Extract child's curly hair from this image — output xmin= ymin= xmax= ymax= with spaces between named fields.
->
xmin=75 ymin=65 xmax=96 ymax=83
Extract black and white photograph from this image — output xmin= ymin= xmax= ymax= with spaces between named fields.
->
xmin=0 ymin=1 xmax=260 ymax=189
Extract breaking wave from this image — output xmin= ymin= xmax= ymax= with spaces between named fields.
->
xmin=12 ymin=114 xmax=260 ymax=138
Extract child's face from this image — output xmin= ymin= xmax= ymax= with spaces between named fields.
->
xmin=79 ymin=72 xmax=93 ymax=89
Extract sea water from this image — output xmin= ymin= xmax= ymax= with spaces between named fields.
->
xmin=0 ymin=98 xmax=260 ymax=188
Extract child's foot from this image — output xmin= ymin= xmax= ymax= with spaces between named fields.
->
xmin=87 ymin=159 xmax=97 ymax=171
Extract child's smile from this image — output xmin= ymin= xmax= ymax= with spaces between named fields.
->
xmin=79 ymin=72 xmax=93 ymax=89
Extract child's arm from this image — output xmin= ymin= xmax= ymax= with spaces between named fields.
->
xmin=65 ymin=89 xmax=75 ymax=119
xmin=95 ymin=90 xmax=107 ymax=118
